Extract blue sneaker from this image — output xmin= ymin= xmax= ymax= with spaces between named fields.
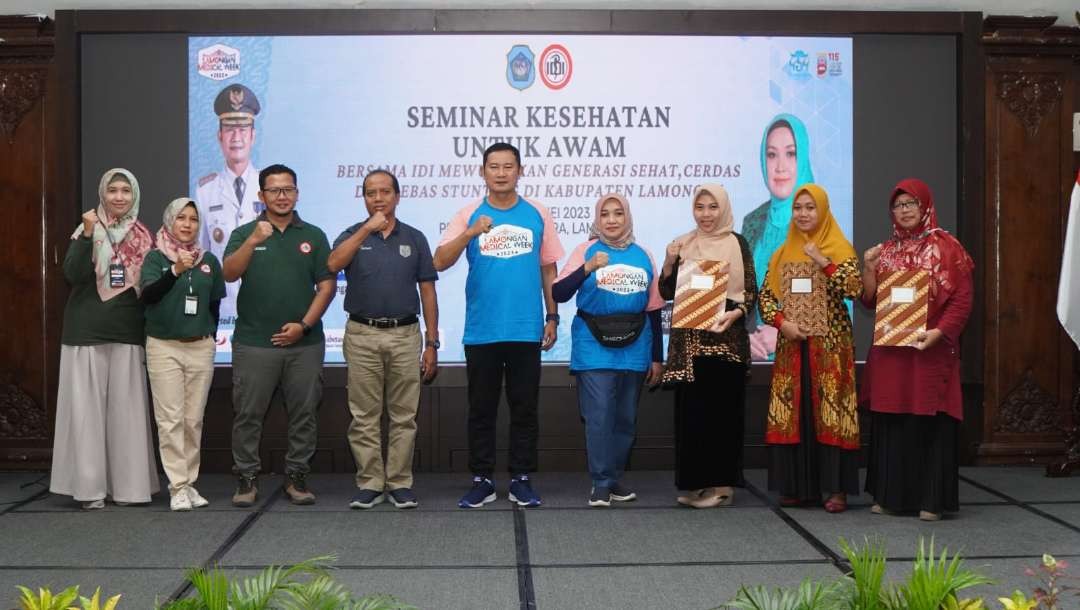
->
xmin=508 ymin=474 xmax=542 ymax=507
xmin=388 ymin=487 xmax=418 ymax=509
xmin=458 ymin=476 xmax=496 ymax=508
xmin=348 ymin=489 xmax=384 ymax=509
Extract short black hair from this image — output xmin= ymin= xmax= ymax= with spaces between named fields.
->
xmin=362 ymin=169 xmax=401 ymax=195
xmin=482 ymin=142 xmax=521 ymax=166
xmin=259 ymin=164 xmax=297 ymax=190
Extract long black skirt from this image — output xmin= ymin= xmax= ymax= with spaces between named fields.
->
xmin=768 ymin=341 xmax=859 ymax=501
xmin=674 ymin=356 xmax=747 ymax=490
xmin=864 ymin=411 xmax=959 ymax=514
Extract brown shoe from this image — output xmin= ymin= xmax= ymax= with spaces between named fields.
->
xmin=284 ymin=473 xmax=316 ymax=505
xmin=689 ymin=487 xmax=735 ymax=509
xmin=919 ymin=510 xmax=941 ymax=522
xmin=676 ymin=489 xmax=700 ymax=506
xmin=232 ymin=475 xmax=258 ymax=507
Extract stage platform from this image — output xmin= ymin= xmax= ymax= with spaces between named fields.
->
xmin=0 ymin=467 xmax=1077 ymax=609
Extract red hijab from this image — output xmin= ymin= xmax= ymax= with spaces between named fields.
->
xmin=876 ymin=178 xmax=973 ymax=299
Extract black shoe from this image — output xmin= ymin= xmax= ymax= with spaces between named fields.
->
xmin=388 ymin=488 xmax=418 ymax=509
xmin=589 ymin=486 xmax=611 ymax=508
xmin=609 ymin=482 xmax=637 ymax=502
xmin=349 ymin=489 xmax=385 ymax=509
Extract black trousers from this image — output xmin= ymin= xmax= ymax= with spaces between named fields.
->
xmin=674 ymin=357 xmax=747 ymax=490
xmin=464 ymin=342 xmax=541 ymax=477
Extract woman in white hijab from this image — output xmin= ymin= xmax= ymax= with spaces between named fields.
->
xmin=51 ymin=168 xmax=160 ymax=509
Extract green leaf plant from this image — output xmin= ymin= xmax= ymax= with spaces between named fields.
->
xmin=154 ymin=555 xmax=416 ymax=610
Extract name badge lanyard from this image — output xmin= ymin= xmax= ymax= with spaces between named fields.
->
xmin=183 ymin=259 xmax=198 ymax=316
xmin=100 ymin=220 xmax=128 ymax=288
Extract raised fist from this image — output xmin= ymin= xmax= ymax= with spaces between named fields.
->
xmin=249 ymin=221 xmax=274 ymax=245
xmin=175 ymin=250 xmax=195 ymax=273
xmin=468 ymin=215 xmax=494 ymax=237
xmin=364 ymin=211 xmax=388 ymax=232
xmin=585 ymin=251 xmax=610 ymax=274
xmin=82 ymin=209 xmax=99 ymax=236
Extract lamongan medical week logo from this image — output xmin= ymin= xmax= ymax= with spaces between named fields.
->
xmin=595 ymin=264 xmax=648 ymax=296
xmin=197 ymin=43 xmax=241 ymax=81
xmin=478 ymin=224 xmax=533 ymax=259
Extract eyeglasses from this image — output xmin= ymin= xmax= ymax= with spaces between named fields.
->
xmin=263 ymin=187 xmax=298 ymax=198
xmin=891 ymin=198 xmax=919 ymax=211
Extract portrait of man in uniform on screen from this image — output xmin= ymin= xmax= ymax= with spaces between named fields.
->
xmin=196 ymin=83 xmax=263 ymax=321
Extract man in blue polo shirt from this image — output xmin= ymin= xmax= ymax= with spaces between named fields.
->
xmin=328 ymin=169 xmax=439 ymax=510
xmin=434 ymin=142 xmax=564 ymax=508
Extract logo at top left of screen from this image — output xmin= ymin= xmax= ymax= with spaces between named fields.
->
xmin=197 ymin=43 xmax=241 ymax=81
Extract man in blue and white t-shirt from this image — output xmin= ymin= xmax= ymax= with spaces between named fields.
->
xmin=434 ymin=143 xmax=564 ymax=508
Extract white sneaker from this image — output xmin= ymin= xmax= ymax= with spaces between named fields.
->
xmin=185 ymin=486 xmax=209 ymax=508
xmin=81 ymin=499 xmax=105 ymax=510
xmin=170 ymin=491 xmax=193 ymax=512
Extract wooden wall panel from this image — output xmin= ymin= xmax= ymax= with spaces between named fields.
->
xmin=980 ymin=17 xmax=1080 ymax=463
xmin=0 ymin=17 xmax=57 ymax=467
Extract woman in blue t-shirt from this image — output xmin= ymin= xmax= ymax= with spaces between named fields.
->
xmin=553 ymin=193 xmax=665 ymax=507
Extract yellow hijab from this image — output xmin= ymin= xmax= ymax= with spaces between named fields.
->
xmin=765 ymin=183 xmax=856 ymax=296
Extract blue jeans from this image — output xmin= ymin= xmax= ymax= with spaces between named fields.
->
xmin=576 ymin=370 xmax=645 ymax=487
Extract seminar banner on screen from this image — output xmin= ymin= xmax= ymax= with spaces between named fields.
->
xmin=189 ymin=35 xmax=853 ymax=363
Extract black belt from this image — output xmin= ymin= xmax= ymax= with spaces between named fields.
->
xmin=349 ymin=314 xmax=418 ymax=329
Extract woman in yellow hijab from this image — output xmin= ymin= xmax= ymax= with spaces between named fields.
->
xmin=758 ymin=184 xmax=861 ymax=513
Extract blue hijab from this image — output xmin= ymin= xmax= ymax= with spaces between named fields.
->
xmin=752 ymin=114 xmax=815 ymax=285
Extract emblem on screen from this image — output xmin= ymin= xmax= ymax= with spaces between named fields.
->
xmin=197 ymin=44 xmax=241 ymax=81
xmin=783 ymin=49 xmax=810 ymax=81
xmin=506 ymin=45 xmax=535 ymax=91
xmin=814 ymin=51 xmax=843 ymax=79
xmin=539 ymin=44 xmax=572 ymax=90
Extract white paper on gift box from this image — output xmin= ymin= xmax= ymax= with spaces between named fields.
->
xmin=790 ymin=278 xmax=813 ymax=294
xmin=890 ymin=286 xmax=916 ymax=304
xmin=690 ymin=274 xmax=715 ymax=290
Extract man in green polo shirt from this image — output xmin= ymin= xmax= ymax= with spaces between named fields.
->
xmin=222 ymin=163 xmax=336 ymax=506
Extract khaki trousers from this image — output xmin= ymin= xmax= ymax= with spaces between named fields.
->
xmin=146 ymin=336 xmax=215 ymax=494
xmin=343 ymin=320 xmax=421 ymax=490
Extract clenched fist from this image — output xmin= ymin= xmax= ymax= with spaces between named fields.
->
xmin=665 ymin=239 xmax=682 ymax=263
xmin=248 ymin=221 xmax=274 ymax=245
xmin=82 ymin=209 xmax=100 ymax=237
xmin=468 ymin=215 xmax=494 ymax=238
xmin=175 ymin=250 xmax=195 ymax=274
xmin=584 ymin=251 xmax=609 ymax=274
xmin=803 ymin=241 xmax=829 ymax=269
xmin=863 ymin=244 xmax=882 ymax=271
xmin=364 ymin=211 xmax=388 ymax=233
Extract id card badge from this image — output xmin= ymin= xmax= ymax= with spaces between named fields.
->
xmin=184 ymin=294 xmax=198 ymax=316
xmin=108 ymin=263 xmax=125 ymax=288
xmin=790 ymin=277 xmax=813 ymax=294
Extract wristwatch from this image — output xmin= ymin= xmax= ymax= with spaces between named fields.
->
xmin=545 ymin=313 xmax=560 ymax=325
xmin=425 ymin=337 xmax=441 ymax=349
xmin=299 ymin=321 xmax=312 ymax=336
